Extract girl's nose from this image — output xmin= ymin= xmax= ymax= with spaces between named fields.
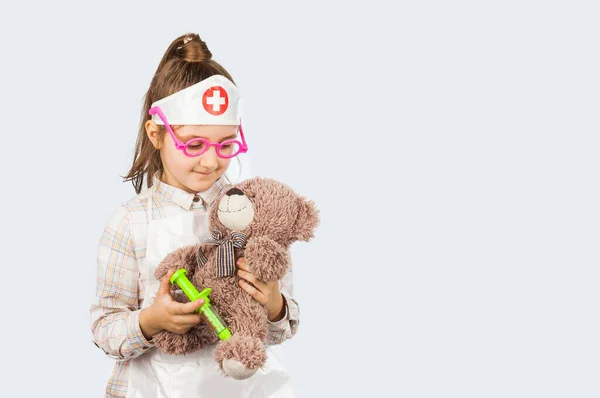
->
xmin=199 ymin=146 xmax=218 ymax=169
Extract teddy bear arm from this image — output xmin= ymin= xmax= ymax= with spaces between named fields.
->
xmin=244 ymin=236 xmax=290 ymax=282
xmin=153 ymin=244 xmax=200 ymax=281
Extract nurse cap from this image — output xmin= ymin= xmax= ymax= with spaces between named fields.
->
xmin=150 ymin=75 xmax=241 ymax=126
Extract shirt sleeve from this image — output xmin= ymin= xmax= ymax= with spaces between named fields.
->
xmin=90 ymin=205 xmax=153 ymax=362
xmin=265 ymin=262 xmax=300 ymax=346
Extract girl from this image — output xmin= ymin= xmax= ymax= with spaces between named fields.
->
xmin=90 ymin=33 xmax=298 ymax=398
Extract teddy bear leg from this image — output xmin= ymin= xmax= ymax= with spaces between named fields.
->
xmin=152 ymin=324 xmax=215 ymax=355
xmin=213 ymin=334 xmax=267 ymax=380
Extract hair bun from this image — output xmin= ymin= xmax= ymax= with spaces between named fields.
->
xmin=177 ymin=33 xmax=212 ymax=63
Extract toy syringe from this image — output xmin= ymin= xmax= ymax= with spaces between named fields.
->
xmin=170 ymin=269 xmax=232 ymax=341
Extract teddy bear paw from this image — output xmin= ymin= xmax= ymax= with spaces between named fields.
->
xmin=222 ymin=358 xmax=259 ymax=380
xmin=214 ymin=334 xmax=267 ymax=379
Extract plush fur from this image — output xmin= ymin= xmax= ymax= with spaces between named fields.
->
xmin=152 ymin=177 xmax=319 ymax=379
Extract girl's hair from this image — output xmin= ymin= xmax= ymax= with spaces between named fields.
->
xmin=123 ymin=33 xmax=235 ymax=194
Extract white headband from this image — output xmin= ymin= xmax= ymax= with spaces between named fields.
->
xmin=150 ymin=75 xmax=241 ymax=126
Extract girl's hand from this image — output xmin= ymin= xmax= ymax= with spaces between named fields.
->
xmin=236 ymin=257 xmax=286 ymax=322
xmin=139 ymin=269 xmax=205 ymax=339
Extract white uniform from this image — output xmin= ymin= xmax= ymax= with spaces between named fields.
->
xmin=125 ymin=190 xmax=296 ymax=397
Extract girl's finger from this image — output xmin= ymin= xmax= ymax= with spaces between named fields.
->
xmin=238 ymin=269 xmax=270 ymax=295
xmin=236 ymin=257 xmax=248 ymax=271
xmin=237 ymin=268 xmax=259 ymax=286
xmin=157 ymin=269 xmax=175 ymax=296
xmin=174 ymin=313 xmax=203 ymax=327
xmin=239 ymin=279 xmax=268 ymax=306
xmin=170 ymin=298 xmax=205 ymax=315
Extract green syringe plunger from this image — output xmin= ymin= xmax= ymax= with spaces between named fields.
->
xmin=170 ymin=269 xmax=232 ymax=341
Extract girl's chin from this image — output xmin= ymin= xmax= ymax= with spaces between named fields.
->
xmin=188 ymin=172 xmax=220 ymax=191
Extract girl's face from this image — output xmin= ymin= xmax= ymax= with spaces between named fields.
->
xmin=147 ymin=122 xmax=238 ymax=193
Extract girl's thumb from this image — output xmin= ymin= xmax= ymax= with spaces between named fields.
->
xmin=158 ymin=269 xmax=175 ymax=296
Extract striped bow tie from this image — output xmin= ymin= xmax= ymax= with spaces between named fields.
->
xmin=200 ymin=229 xmax=248 ymax=278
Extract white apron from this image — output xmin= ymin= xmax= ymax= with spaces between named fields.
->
xmin=126 ymin=190 xmax=296 ymax=398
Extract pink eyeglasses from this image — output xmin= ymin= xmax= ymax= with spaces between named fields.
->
xmin=148 ymin=106 xmax=248 ymax=158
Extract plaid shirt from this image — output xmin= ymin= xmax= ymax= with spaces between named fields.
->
xmin=90 ymin=176 xmax=300 ymax=398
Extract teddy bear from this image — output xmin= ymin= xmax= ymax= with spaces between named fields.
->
xmin=152 ymin=177 xmax=319 ymax=379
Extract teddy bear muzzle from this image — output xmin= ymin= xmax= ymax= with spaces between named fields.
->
xmin=218 ymin=188 xmax=255 ymax=231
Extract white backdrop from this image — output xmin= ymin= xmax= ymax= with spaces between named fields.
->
xmin=0 ymin=1 xmax=599 ymax=397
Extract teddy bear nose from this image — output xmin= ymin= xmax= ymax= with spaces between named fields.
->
xmin=226 ymin=188 xmax=244 ymax=196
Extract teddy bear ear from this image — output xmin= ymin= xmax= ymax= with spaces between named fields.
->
xmin=293 ymin=197 xmax=320 ymax=241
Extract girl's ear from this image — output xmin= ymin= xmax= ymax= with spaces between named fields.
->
xmin=145 ymin=120 xmax=162 ymax=149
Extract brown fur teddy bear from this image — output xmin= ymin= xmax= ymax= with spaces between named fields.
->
xmin=152 ymin=177 xmax=319 ymax=379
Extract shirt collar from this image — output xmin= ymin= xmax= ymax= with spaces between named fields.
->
xmin=152 ymin=172 xmax=228 ymax=210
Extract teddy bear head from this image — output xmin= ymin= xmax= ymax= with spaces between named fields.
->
xmin=208 ymin=177 xmax=319 ymax=247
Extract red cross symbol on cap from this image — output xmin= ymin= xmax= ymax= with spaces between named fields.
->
xmin=202 ymin=86 xmax=229 ymax=116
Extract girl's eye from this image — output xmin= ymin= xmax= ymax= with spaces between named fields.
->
xmin=218 ymin=142 xmax=240 ymax=156
xmin=186 ymin=141 xmax=207 ymax=154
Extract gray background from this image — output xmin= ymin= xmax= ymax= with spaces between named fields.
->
xmin=0 ymin=1 xmax=598 ymax=397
